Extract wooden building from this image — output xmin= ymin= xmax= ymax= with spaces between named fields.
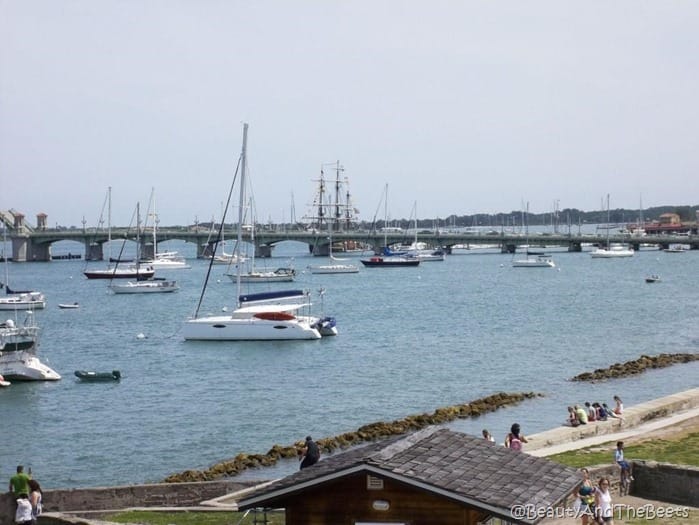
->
xmin=238 ymin=427 xmax=580 ymax=525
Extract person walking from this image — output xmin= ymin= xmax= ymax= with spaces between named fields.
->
xmin=577 ymin=468 xmax=595 ymax=525
xmin=594 ymin=477 xmax=614 ymax=524
xmin=299 ymin=435 xmax=321 ymax=469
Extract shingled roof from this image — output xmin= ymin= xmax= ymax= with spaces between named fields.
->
xmin=238 ymin=426 xmax=580 ymax=524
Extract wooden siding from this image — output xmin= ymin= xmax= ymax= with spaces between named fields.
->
xmin=263 ymin=472 xmax=492 ymax=525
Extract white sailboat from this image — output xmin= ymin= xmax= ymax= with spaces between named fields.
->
xmin=512 ymin=202 xmax=555 ymax=268
xmin=84 ymin=188 xmax=156 ymax=280
xmin=226 ymin=200 xmax=296 ymax=283
xmin=591 ymin=195 xmax=634 ymax=258
xmin=0 ymin=226 xmax=46 ymax=310
xmin=183 ymin=123 xmax=337 ymax=341
xmin=109 ymin=203 xmax=178 ymax=294
xmin=140 ymin=189 xmax=191 ymax=270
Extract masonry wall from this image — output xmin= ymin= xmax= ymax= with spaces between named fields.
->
xmin=0 ymin=480 xmax=257 ymax=525
xmin=631 ymin=461 xmax=699 ymax=507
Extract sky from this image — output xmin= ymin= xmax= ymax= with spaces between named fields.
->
xmin=2 ymin=1 xmax=699 ymax=228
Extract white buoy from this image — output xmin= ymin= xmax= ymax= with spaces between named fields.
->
xmin=222 ymin=306 xmax=228 ymax=312
xmin=136 ymin=333 xmax=146 ymax=340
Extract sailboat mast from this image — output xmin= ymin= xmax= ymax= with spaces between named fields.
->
xmin=107 ymin=186 xmax=112 ymax=262
xmin=384 ymin=183 xmax=389 ymax=247
xmin=606 ymin=194 xmax=611 ymax=247
xmin=235 ymin=123 xmax=249 ymax=301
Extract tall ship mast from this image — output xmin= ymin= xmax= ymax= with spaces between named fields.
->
xmin=304 ymin=160 xmax=358 ymax=232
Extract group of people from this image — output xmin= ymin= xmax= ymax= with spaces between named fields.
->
xmin=482 ymin=423 xmax=528 ymax=451
xmin=577 ymin=468 xmax=615 ymax=524
xmin=567 ymin=396 xmax=624 ymax=427
xmin=575 ymin=441 xmax=634 ymax=525
xmin=8 ymin=465 xmax=42 ymax=525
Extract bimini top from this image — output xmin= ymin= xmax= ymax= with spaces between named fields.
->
xmin=238 ymin=290 xmax=306 ymax=305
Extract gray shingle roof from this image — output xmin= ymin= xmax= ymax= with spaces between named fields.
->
xmin=238 ymin=427 xmax=580 ymax=524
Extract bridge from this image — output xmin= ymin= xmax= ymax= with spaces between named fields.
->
xmin=4 ymin=224 xmax=698 ymax=262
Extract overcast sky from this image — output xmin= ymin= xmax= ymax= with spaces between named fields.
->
xmin=2 ymin=1 xmax=698 ymax=227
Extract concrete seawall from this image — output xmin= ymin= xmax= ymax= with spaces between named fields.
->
xmin=526 ymin=388 xmax=699 ymax=452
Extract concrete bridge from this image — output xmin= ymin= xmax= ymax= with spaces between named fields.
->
xmin=4 ymin=225 xmax=699 ymax=262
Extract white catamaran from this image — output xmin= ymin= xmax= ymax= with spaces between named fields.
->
xmin=183 ymin=123 xmax=337 ymax=341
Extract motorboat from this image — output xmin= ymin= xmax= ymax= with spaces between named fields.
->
xmin=58 ymin=302 xmax=80 ymax=309
xmin=0 ymin=314 xmax=60 ymax=381
xmin=141 ymin=256 xmax=191 ymax=270
xmin=75 ymin=370 xmax=121 ymax=381
xmin=645 ymin=275 xmax=660 ymax=283
xmin=0 ymin=315 xmax=39 ymax=352
xmin=0 ymin=374 xmax=9 ymax=387
xmin=109 ymin=279 xmax=179 ymax=294
xmin=183 ymin=124 xmax=338 ymax=342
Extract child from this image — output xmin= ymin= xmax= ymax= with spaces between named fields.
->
xmin=15 ymin=494 xmax=33 ymax=525
xmin=614 ymin=441 xmax=634 ymax=480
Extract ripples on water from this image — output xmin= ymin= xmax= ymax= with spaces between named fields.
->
xmin=1 ymin=241 xmax=697 ymax=487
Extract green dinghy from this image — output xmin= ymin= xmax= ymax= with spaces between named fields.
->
xmin=74 ymin=370 xmax=121 ymax=381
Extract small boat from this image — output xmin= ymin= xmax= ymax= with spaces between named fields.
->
xmin=109 ymin=279 xmax=179 ymax=294
xmin=74 ymin=370 xmax=121 ymax=381
xmin=645 ymin=275 xmax=660 ymax=283
xmin=58 ymin=302 xmax=80 ymax=309
xmin=0 ymin=374 xmax=10 ymax=387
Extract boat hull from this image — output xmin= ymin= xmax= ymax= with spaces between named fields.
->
xmin=183 ymin=315 xmax=322 ymax=340
xmin=84 ymin=267 xmax=156 ymax=279
xmin=360 ymin=257 xmax=420 ymax=267
xmin=109 ymin=280 xmax=179 ymax=294
xmin=307 ymin=264 xmax=359 ymax=274
xmin=0 ymin=352 xmax=61 ymax=381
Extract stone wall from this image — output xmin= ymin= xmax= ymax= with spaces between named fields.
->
xmin=0 ymin=480 xmax=258 ymax=525
xmin=631 ymin=461 xmax=699 ymax=507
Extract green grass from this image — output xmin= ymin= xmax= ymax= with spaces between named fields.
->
xmin=546 ymin=432 xmax=699 ymax=468
xmin=107 ymin=509 xmax=285 ymax=525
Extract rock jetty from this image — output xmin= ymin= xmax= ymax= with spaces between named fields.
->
xmin=163 ymin=391 xmax=541 ymax=483
xmin=571 ymin=353 xmax=699 ymax=382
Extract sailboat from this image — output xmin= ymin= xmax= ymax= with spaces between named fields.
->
xmin=591 ymin=195 xmax=634 ymax=258
xmin=140 ymin=189 xmax=191 ymax=270
xmin=0 ymin=226 xmax=46 ymax=310
xmin=512 ymin=202 xmax=555 ymax=268
xmin=226 ymin=199 xmax=296 ymax=283
xmin=109 ymin=203 xmax=178 ymax=294
xmin=183 ymin=123 xmax=337 ymax=341
xmin=84 ymin=188 xmax=156 ymax=279
xmin=361 ymin=184 xmax=420 ymax=268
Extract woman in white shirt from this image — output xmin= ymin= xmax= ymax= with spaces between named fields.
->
xmin=595 ymin=477 xmax=614 ymax=524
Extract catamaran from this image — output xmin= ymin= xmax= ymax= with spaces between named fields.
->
xmin=183 ymin=123 xmax=337 ymax=341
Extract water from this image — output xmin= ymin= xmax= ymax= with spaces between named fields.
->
xmin=1 ymin=241 xmax=697 ymax=488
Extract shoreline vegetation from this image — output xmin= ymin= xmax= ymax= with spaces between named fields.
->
xmin=163 ymin=391 xmax=542 ymax=483
xmin=571 ymin=353 xmax=699 ymax=382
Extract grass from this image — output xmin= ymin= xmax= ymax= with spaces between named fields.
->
xmin=546 ymin=431 xmax=699 ymax=468
xmin=107 ymin=509 xmax=285 ymax=525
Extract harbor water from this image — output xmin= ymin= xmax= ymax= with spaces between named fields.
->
xmin=1 ymin=240 xmax=698 ymax=488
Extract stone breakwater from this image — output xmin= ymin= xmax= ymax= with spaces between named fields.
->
xmin=571 ymin=353 xmax=699 ymax=382
xmin=163 ymin=391 xmax=542 ymax=483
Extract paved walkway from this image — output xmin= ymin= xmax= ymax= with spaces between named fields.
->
xmin=529 ymin=405 xmax=699 ymax=457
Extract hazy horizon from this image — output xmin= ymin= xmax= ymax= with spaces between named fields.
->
xmin=2 ymin=2 xmax=698 ymax=227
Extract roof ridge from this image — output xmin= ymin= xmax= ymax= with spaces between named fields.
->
xmin=370 ymin=425 xmax=443 ymax=462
